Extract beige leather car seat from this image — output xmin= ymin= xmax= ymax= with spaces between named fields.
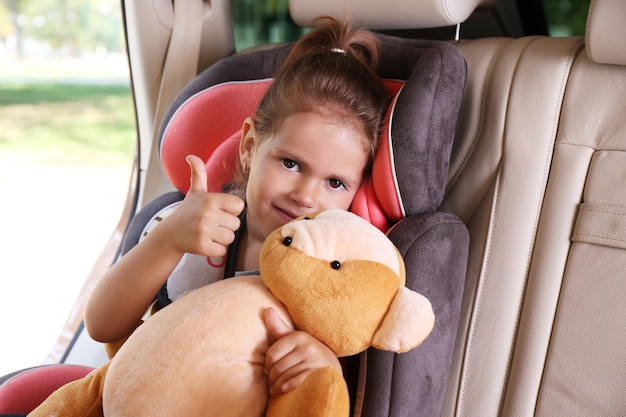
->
xmin=442 ymin=0 xmax=626 ymax=415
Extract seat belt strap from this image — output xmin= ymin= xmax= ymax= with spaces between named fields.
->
xmin=143 ymin=0 xmax=204 ymax=204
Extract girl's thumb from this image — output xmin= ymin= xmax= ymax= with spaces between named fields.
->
xmin=186 ymin=154 xmax=208 ymax=193
xmin=263 ymin=307 xmax=294 ymax=341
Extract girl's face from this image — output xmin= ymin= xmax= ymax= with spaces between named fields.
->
xmin=240 ymin=111 xmax=369 ymax=246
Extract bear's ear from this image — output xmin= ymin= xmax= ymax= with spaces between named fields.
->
xmin=371 ymin=288 xmax=435 ymax=353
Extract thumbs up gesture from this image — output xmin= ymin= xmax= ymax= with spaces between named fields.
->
xmin=161 ymin=155 xmax=245 ymax=257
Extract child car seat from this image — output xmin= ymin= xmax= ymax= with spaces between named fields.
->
xmin=0 ymin=35 xmax=468 ymax=417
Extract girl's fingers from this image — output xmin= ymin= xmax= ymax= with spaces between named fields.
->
xmin=186 ymin=154 xmax=208 ymax=194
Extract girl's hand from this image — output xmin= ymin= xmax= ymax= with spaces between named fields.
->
xmin=263 ymin=307 xmax=342 ymax=397
xmin=158 ymin=155 xmax=245 ymax=257
xmin=84 ymin=155 xmax=244 ymax=343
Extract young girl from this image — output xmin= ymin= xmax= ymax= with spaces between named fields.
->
xmin=84 ymin=16 xmax=390 ymax=398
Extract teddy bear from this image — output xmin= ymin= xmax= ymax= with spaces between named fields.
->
xmin=29 ymin=208 xmax=435 ymax=417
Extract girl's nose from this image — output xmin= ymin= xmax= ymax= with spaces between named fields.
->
xmin=289 ymin=178 xmax=319 ymax=208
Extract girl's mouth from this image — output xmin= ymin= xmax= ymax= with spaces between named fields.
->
xmin=274 ymin=205 xmax=298 ymax=223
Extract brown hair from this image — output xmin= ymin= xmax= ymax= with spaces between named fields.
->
xmin=231 ymin=16 xmax=390 ymax=197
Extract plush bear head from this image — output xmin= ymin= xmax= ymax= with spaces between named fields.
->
xmin=261 ymin=208 xmax=435 ymax=357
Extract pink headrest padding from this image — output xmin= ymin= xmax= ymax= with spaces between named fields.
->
xmin=0 ymin=365 xmax=94 ymax=413
xmin=205 ymin=130 xmax=241 ymax=192
xmin=161 ymin=80 xmax=272 ymax=193
xmin=160 ymin=79 xmax=405 ymax=232
xmin=350 ymin=179 xmax=391 ymax=231
xmin=351 ymin=80 xmax=405 ymax=230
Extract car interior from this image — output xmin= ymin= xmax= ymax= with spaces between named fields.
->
xmin=2 ymin=0 xmax=625 ymax=415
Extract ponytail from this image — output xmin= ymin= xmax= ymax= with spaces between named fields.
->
xmin=281 ymin=17 xmax=381 ymax=77
xmin=255 ymin=16 xmax=390 ymax=164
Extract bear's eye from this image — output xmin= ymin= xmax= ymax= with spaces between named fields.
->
xmin=330 ymin=260 xmax=341 ymax=270
xmin=304 ymin=216 xmax=311 ymax=220
xmin=282 ymin=236 xmax=293 ymax=246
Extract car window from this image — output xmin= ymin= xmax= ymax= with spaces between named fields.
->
xmin=543 ymin=0 xmax=590 ymax=36
xmin=0 ymin=0 xmax=133 ymax=376
xmin=232 ymin=0 xmax=306 ymax=51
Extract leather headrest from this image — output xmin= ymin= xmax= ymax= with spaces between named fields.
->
xmin=289 ymin=0 xmax=490 ymax=29
xmin=586 ymin=0 xmax=626 ymax=65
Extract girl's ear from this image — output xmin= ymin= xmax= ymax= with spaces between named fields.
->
xmin=239 ymin=117 xmax=257 ymax=168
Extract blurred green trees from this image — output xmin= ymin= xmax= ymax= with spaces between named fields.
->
xmin=543 ymin=0 xmax=590 ymax=36
xmin=1 ymin=0 xmax=124 ymax=58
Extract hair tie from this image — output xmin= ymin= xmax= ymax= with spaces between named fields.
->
xmin=330 ymin=47 xmax=346 ymax=55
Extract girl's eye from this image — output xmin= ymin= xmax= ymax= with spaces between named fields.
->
xmin=329 ymin=179 xmax=345 ymax=189
xmin=282 ymin=159 xmax=298 ymax=170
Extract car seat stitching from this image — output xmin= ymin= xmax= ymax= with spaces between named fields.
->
xmin=576 ymin=232 xmax=626 ymax=243
xmin=500 ymin=37 xmax=582 ymax=417
xmin=527 ymin=39 xmax=585 ymax=417
xmin=498 ymin=36 xmax=578 ymax=416
xmin=387 ymin=85 xmax=406 ymax=218
xmin=584 ymin=0 xmax=596 ymax=59
xmin=445 ymin=39 xmax=511 ymax=196
xmin=458 ymin=171 xmax=502 ymax=417
xmin=457 ymin=39 xmax=527 ymax=415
